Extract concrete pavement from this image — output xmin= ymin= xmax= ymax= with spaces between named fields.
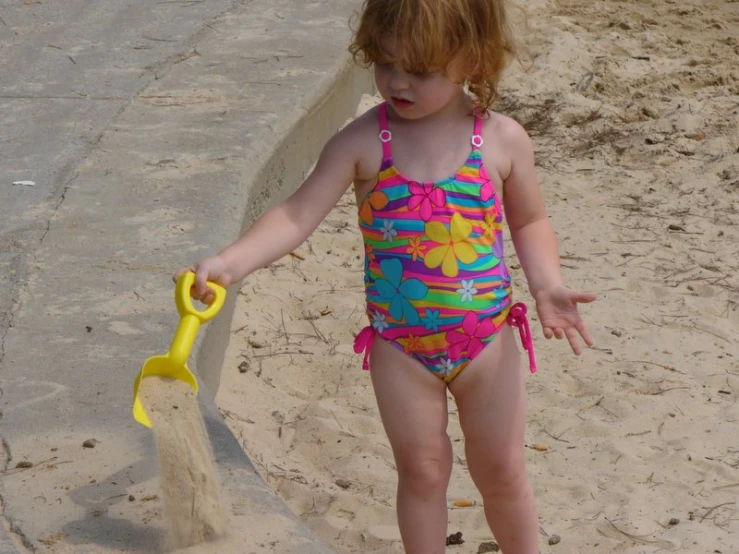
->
xmin=0 ymin=0 xmax=371 ymax=551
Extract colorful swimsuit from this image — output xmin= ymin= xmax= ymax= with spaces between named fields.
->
xmin=353 ymin=103 xmax=536 ymax=382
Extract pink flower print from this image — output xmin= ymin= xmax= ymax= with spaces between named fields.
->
xmin=446 ymin=312 xmax=495 ymax=361
xmin=408 ymin=182 xmax=446 ymax=222
xmin=480 ymin=178 xmax=494 ymax=202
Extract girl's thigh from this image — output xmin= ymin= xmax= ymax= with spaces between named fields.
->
xmin=448 ymin=324 xmax=527 ymax=455
xmin=369 ymin=337 xmax=450 ymax=462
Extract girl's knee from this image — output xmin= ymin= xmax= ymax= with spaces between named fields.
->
xmin=397 ymin=454 xmax=452 ymax=495
xmin=469 ymin=450 xmax=529 ymax=499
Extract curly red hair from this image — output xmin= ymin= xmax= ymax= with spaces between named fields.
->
xmin=349 ymin=0 xmax=518 ymax=111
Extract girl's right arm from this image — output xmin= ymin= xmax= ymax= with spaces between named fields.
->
xmin=175 ymin=124 xmax=362 ymax=301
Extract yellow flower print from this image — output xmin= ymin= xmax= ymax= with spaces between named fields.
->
xmin=406 ymin=236 xmax=426 ymax=262
xmin=480 ymin=213 xmax=503 ymax=245
xmin=424 ymin=213 xmax=478 ymax=278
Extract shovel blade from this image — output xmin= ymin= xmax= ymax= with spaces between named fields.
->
xmin=132 ymin=355 xmax=199 ymax=428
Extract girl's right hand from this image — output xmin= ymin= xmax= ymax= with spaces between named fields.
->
xmin=173 ymin=255 xmax=233 ymax=305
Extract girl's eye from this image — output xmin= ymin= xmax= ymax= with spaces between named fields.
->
xmin=410 ymin=71 xmax=434 ymax=79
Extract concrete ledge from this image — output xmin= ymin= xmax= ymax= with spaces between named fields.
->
xmin=197 ymin=59 xmax=372 ymax=400
xmin=0 ymin=1 xmax=371 ymax=552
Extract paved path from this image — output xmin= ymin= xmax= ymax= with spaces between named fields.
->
xmin=0 ymin=1 xmax=370 ymax=551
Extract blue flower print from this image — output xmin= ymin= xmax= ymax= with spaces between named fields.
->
xmin=372 ymin=311 xmax=389 ymax=332
xmin=436 ymin=357 xmax=455 ymax=377
xmin=381 ymin=220 xmax=397 ymax=242
xmin=422 ymin=309 xmax=441 ymax=332
xmin=374 ymin=258 xmax=428 ymax=325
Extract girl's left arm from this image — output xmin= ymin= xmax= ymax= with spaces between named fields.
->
xmin=501 ymin=120 xmax=562 ymax=295
xmin=501 ymin=119 xmax=596 ymax=354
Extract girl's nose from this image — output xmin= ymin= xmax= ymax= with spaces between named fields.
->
xmin=388 ymin=68 xmax=410 ymax=91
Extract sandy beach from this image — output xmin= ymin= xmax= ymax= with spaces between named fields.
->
xmin=216 ymin=0 xmax=739 ymax=552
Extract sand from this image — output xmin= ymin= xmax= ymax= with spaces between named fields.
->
xmin=216 ymin=0 xmax=739 ymax=552
xmin=138 ymin=377 xmax=230 ymax=551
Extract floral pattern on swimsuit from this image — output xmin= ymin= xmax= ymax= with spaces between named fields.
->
xmin=353 ymin=103 xmax=536 ymax=382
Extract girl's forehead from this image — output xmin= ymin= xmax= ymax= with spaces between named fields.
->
xmin=378 ymin=34 xmax=400 ymax=56
xmin=377 ymin=35 xmax=464 ymax=73
xmin=377 ymin=35 xmax=431 ymax=65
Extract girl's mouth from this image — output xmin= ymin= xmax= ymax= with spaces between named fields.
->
xmin=392 ymin=97 xmax=414 ymax=110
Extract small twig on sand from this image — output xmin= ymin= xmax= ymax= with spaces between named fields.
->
xmin=308 ymin=319 xmax=329 ymax=344
xmin=681 ymin=324 xmax=730 ymax=343
xmin=605 ymin=518 xmax=658 ymax=543
xmin=700 ymin=502 xmax=734 ymax=522
xmin=1 ymin=457 xmax=60 ymax=477
xmin=713 ymin=482 xmax=739 ymax=490
xmin=651 ymin=386 xmax=691 ymax=395
xmin=608 ymin=359 xmax=683 ymax=373
xmin=281 ymin=309 xmax=290 ymax=345
xmin=542 ymin=427 xmax=572 ymax=443
xmin=595 ymin=397 xmax=618 ymax=418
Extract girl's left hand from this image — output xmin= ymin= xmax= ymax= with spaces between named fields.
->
xmin=534 ymin=286 xmax=597 ymax=355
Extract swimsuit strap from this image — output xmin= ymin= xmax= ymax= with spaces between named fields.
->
xmin=378 ymin=103 xmax=393 ymax=162
xmin=471 ymin=111 xmax=484 ymax=150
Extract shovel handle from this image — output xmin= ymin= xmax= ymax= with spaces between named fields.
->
xmin=175 ymin=271 xmax=227 ymax=322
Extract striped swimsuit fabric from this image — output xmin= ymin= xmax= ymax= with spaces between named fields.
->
xmin=353 ymin=102 xmax=536 ymax=382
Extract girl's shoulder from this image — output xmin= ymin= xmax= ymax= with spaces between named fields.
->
xmin=477 ymin=109 xmax=531 ymax=146
xmin=333 ymin=104 xmax=384 ymax=181
xmin=338 ymin=103 xmax=383 ymax=142
xmin=475 ymin=108 xmax=536 ymax=183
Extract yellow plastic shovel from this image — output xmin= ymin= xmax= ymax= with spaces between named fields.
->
xmin=133 ymin=271 xmax=226 ymax=428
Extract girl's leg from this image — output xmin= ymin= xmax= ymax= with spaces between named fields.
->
xmin=448 ymin=324 xmax=539 ymax=554
xmin=369 ymin=337 xmax=452 ymax=554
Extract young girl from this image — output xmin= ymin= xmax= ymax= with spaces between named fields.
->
xmin=176 ymin=0 xmax=596 ymax=552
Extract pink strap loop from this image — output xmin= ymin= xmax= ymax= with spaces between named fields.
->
xmin=378 ymin=103 xmax=393 ymax=162
xmin=471 ymin=111 xmax=484 ymax=149
xmin=507 ymin=302 xmax=537 ymax=373
xmin=353 ymin=326 xmax=376 ymax=371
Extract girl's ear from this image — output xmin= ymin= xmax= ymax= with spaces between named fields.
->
xmin=447 ymin=54 xmax=477 ymax=86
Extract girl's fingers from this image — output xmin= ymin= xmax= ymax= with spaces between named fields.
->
xmin=571 ymin=291 xmax=597 ymax=304
xmin=194 ymin=267 xmax=210 ymax=297
xmin=544 ymin=321 xmax=594 ymax=354
xmin=565 ymin=327 xmax=581 ymax=355
xmin=577 ymin=321 xmax=595 ymax=347
xmin=172 ymin=266 xmax=191 ymax=284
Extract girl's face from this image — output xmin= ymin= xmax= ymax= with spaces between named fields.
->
xmin=374 ymin=38 xmax=467 ymax=120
